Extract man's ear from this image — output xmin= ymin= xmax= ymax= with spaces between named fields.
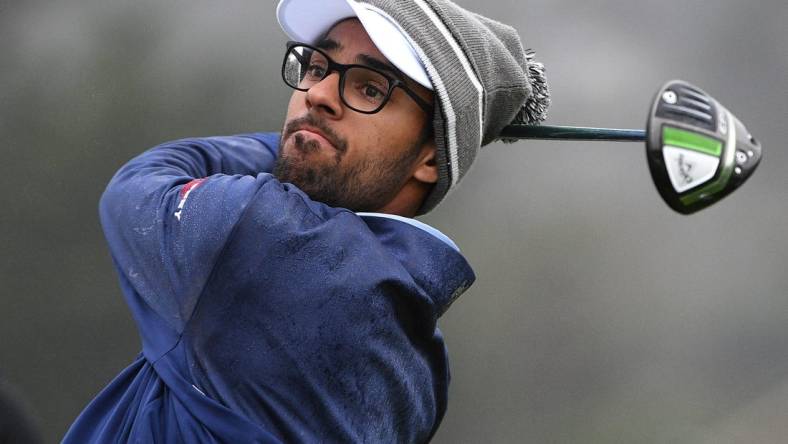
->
xmin=412 ymin=142 xmax=438 ymax=184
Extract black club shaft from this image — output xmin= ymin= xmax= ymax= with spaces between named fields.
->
xmin=500 ymin=125 xmax=646 ymax=142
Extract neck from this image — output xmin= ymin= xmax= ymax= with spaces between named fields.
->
xmin=375 ymin=179 xmax=433 ymax=218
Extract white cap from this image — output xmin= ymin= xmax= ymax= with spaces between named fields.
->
xmin=276 ymin=0 xmax=433 ymax=90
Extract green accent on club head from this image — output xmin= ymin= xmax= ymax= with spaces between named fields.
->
xmin=663 ymin=126 xmax=722 ymax=157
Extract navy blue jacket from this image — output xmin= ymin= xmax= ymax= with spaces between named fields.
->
xmin=62 ymin=133 xmax=475 ymax=443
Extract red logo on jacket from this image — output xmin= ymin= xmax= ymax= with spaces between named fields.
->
xmin=174 ymin=179 xmax=206 ymax=221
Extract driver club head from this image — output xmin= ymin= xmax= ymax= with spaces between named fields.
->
xmin=645 ymin=80 xmax=762 ymax=214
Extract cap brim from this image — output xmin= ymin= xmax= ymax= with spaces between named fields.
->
xmin=277 ymin=0 xmax=354 ymax=44
xmin=276 ymin=0 xmax=432 ymax=90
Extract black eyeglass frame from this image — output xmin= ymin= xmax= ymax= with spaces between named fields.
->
xmin=281 ymin=41 xmax=434 ymax=115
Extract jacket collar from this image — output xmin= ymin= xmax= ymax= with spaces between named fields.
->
xmin=357 ymin=213 xmax=475 ymax=317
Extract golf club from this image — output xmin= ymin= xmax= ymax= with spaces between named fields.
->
xmin=499 ymin=80 xmax=762 ymax=214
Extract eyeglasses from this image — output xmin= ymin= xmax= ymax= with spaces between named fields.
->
xmin=281 ymin=42 xmax=433 ymax=115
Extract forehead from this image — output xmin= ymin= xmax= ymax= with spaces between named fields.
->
xmin=321 ymin=19 xmax=386 ymax=61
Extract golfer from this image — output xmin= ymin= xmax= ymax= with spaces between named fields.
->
xmin=63 ymin=0 xmax=549 ymax=442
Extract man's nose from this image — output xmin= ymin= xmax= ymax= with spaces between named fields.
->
xmin=305 ymin=72 xmax=344 ymax=119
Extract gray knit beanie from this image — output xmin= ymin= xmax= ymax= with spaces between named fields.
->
xmin=354 ymin=0 xmax=551 ymax=214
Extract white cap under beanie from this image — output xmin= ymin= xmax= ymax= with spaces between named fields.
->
xmin=276 ymin=0 xmax=551 ymax=215
xmin=277 ymin=0 xmax=432 ymax=89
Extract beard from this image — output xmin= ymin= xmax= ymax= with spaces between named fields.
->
xmin=273 ymin=115 xmax=423 ymax=212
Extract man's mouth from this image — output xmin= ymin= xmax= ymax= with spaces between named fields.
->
xmin=283 ymin=116 xmax=348 ymax=156
xmin=292 ymin=127 xmax=336 ymax=152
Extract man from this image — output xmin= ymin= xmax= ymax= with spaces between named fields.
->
xmin=63 ymin=0 xmax=549 ymax=442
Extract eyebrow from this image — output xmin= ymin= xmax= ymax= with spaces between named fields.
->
xmin=315 ymin=37 xmax=406 ymax=82
xmin=355 ymin=54 xmax=406 ymax=82
xmin=315 ymin=37 xmax=341 ymax=52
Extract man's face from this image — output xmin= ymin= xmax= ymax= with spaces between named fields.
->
xmin=274 ymin=19 xmax=435 ymax=212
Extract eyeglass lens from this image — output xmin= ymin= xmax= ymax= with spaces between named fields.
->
xmin=283 ymin=45 xmax=392 ymax=113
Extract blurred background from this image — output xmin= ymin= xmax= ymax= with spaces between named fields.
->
xmin=1 ymin=0 xmax=786 ymax=442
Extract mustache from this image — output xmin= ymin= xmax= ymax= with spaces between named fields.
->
xmin=282 ymin=115 xmax=347 ymax=153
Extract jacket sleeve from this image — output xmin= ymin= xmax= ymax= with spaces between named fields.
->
xmin=98 ymin=133 xmax=281 ymax=353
